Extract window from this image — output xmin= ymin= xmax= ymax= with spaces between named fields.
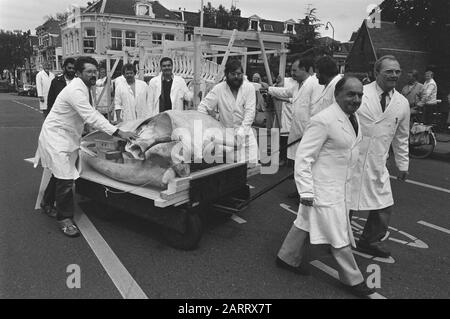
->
xmin=152 ymin=32 xmax=162 ymax=45
xmin=83 ymin=28 xmax=96 ymax=53
xmin=111 ymin=30 xmax=122 ymax=50
xmin=263 ymin=24 xmax=273 ymax=32
xmin=165 ymin=34 xmax=174 ymax=41
xmin=136 ymin=3 xmax=155 ymax=18
xmin=286 ymin=24 xmax=294 ymax=34
xmin=136 ymin=4 xmax=150 ymax=16
xmin=250 ymin=20 xmax=258 ymax=31
xmin=69 ymin=34 xmax=73 ymax=54
xmin=125 ymin=31 xmax=136 ymax=47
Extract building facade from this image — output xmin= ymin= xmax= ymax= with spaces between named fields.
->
xmin=60 ymin=0 xmax=185 ymax=59
xmin=35 ymin=19 xmax=63 ymax=71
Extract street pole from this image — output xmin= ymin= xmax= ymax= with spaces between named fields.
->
xmin=325 ymin=21 xmax=335 ymax=57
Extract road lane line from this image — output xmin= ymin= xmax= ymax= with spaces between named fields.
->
xmin=12 ymin=99 xmax=41 ymax=113
xmin=391 ymin=176 xmax=450 ymax=194
xmin=73 ymin=204 xmax=148 ymax=299
xmin=310 ymin=260 xmax=387 ymax=299
xmin=230 ymin=214 xmax=247 ymax=224
xmin=418 ymin=221 xmax=450 ymax=235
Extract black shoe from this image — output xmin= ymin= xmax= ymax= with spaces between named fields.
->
xmin=347 ymin=282 xmax=376 ymax=299
xmin=40 ymin=203 xmax=57 ymax=218
xmin=357 ymin=241 xmax=391 ymax=258
xmin=276 ymin=257 xmax=310 ymax=276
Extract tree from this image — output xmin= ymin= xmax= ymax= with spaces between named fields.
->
xmin=202 ymin=2 xmax=242 ymax=30
xmin=379 ymin=0 xmax=449 ymax=54
xmin=287 ymin=7 xmax=323 ymax=57
xmin=0 ymin=30 xmax=33 ymax=84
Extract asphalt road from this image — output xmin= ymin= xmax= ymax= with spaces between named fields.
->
xmin=0 ymin=92 xmax=449 ymax=299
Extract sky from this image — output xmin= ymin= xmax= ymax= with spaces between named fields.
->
xmin=0 ymin=0 xmax=383 ymax=41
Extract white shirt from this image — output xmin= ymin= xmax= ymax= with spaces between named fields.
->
xmin=375 ymin=82 xmax=394 ymax=107
xmin=36 ymin=78 xmax=117 ymax=179
xmin=36 ymin=70 xmax=55 ymax=110
xmin=114 ymin=79 xmax=150 ymax=122
xmin=197 ymin=81 xmax=256 ymax=136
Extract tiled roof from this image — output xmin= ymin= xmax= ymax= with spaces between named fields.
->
xmin=173 ymin=10 xmax=297 ymax=34
xmin=367 ymin=21 xmax=429 ymax=52
xmin=85 ymin=0 xmax=180 ymax=20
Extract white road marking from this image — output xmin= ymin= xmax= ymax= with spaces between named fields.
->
xmin=418 ymin=221 xmax=450 ymax=235
xmin=12 ymin=99 xmax=41 ymax=113
xmin=352 ymin=217 xmax=428 ymax=249
xmin=74 ymin=203 xmax=148 ymax=299
xmin=280 ymin=203 xmax=297 ymax=215
xmin=391 ymin=176 xmax=450 ymax=194
xmin=352 ymin=249 xmax=396 ymax=264
xmin=230 ymin=214 xmax=247 ymax=224
xmin=24 ymin=157 xmax=35 ymax=164
xmin=309 ymin=260 xmax=387 ymax=299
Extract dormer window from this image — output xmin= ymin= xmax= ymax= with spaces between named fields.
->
xmin=248 ymin=15 xmax=261 ymax=31
xmin=250 ymin=20 xmax=258 ymax=31
xmin=263 ymin=24 xmax=274 ymax=32
xmin=286 ymin=24 xmax=293 ymax=33
xmin=284 ymin=20 xmax=296 ymax=35
xmin=136 ymin=3 xmax=155 ymax=18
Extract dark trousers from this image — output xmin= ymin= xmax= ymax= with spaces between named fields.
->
xmin=42 ymin=175 xmax=75 ymax=221
xmin=354 ymin=206 xmax=392 ymax=244
xmin=422 ymin=105 xmax=436 ymax=125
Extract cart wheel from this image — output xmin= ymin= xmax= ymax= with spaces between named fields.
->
xmin=162 ymin=210 xmax=203 ymax=251
xmin=409 ymin=133 xmax=436 ymax=159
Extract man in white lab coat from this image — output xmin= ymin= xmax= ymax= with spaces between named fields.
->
xmin=114 ymin=63 xmax=150 ymax=122
xmin=148 ymin=57 xmax=193 ymax=116
xmin=310 ymin=55 xmax=343 ymax=117
xmin=36 ymin=62 xmax=55 ymax=116
xmin=276 ymin=76 xmax=376 ymax=298
xmin=36 ymin=57 xmax=137 ymax=237
xmin=350 ymin=55 xmax=410 ymax=258
xmin=197 ymin=59 xmax=258 ymax=163
xmin=268 ymin=58 xmax=317 ymax=161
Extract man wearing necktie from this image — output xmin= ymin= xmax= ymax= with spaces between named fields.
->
xmin=349 ymin=55 xmax=410 ymax=258
xmin=276 ymin=76 xmax=377 ymax=298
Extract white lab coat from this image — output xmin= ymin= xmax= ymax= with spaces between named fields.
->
xmin=310 ymin=74 xmax=343 ymax=117
xmin=280 ymin=77 xmax=296 ymax=134
xmin=294 ymin=103 xmax=362 ymax=248
xmin=148 ymin=74 xmax=193 ymax=116
xmin=36 ymin=70 xmax=55 ymax=110
xmin=95 ymin=77 xmax=110 ymax=114
xmin=269 ymin=75 xmax=318 ymax=160
xmin=350 ymin=82 xmax=410 ymax=211
xmin=114 ymin=79 xmax=150 ymax=121
xmin=197 ymin=81 xmax=258 ymax=163
xmin=35 ymin=78 xmax=117 ymax=180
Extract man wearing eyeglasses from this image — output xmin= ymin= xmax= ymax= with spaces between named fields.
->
xmin=197 ymin=59 xmax=258 ymax=163
xmin=35 ymin=56 xmax=137 ymax=238
xmin=349 ymin=55 xmax=410 ymax=258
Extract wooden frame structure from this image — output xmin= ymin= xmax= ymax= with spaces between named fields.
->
xmin=92 ymin=27 xmax=290 ymax=109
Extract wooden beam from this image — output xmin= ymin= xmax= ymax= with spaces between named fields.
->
xmin=106 ymin=54 xmax=111 ymax=120
xmin=278 ymin=42 xmax=287 ymax=81
xmin=203 ymin=49 xmax=289 ymax=59
xmin=257 ymin=31 xmax=273 ymax=86
xmin=214 ymin=29 xmax=238 ymax=83
xmin=193 ymin=34 xmax=202 ymax=108
xmin=194 ymin=27 xmax=290 ymax=44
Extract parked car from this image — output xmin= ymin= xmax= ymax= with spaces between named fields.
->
xmin=18 ymin=84 xmax=37 ymax=97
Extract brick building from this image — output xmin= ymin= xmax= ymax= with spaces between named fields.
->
xmin=60 ymin=0 xmax=185 ymax=59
